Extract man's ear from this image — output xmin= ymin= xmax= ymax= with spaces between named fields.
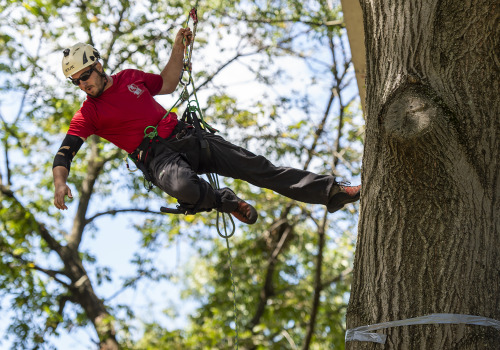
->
xmin=96 ymin=61 xmax=106 ymax=76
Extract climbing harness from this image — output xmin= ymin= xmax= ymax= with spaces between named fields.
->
xmin=125 ymin=3 xmax=240 ymax=347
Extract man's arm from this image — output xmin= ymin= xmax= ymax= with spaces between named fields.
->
xmin=158 ymin=28 xmax=193 ymax=95
xmin=52 ymin=134 xmax=84 ymax=210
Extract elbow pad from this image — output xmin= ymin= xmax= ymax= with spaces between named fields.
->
xmin=52 ymin=134 xmax=84 ymax=173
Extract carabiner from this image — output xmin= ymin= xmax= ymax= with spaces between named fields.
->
xmin=179 ymin=68 xmax=192 ymax=87
xmin=144 ymin=125 xmax=158 ymax=139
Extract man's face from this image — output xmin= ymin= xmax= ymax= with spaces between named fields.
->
xmin=70 ymin=63 xmax=105 ymax=97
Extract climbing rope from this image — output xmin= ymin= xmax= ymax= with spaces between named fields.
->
xmin=219 ymin=223 xmax=240 ymax=350
xmin=179 ymin=7 xmax=240 ymax=345
xmin=137 ymin=3 xmax=240 ymax=347
xmin=188 ymin=107 xmax=240 ymax=350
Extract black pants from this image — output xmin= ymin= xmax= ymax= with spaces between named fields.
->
xmin=147 ymin=126 xmax=336 ymax=213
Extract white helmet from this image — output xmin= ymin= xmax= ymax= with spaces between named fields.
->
xmin=61 ymin=43 xmax=100 ymax=78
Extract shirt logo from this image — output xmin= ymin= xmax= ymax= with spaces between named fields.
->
xmin=128 ymin=84 xmax=144 ymax=98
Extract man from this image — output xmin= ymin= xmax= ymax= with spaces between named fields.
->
xmin=53 ymin=28 xmax=361 ymax=224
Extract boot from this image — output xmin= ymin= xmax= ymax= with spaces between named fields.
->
xmin=327 ymin=184 xmax=361 ymax=213
xmin=231 ymin=197 xmax=258 ymax=224
xmin=218 ymin=188 xmax=258 ymax=225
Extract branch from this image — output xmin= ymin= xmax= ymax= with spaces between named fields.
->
xmin=32 ymin=265 xmax=70 ymax=286
xmin=68 ymin=136 xmax=105 ymax=251
xmin=0 ymin=184 xmax=63 ymax=254
xmin=2 ymin=184 xmax=118 ymax=347
xmin=78 ymin=1 xmax=95 ymax=51
xmin=302 ymin=210 xmax=328 ymax=350
xmin=13 ymin=30 xmax=44 ymax=126
xmin=246 ymin=99 xmax=338 ymax=328
xmin=281 ymin=329 xmax=298 ymax=350
xmin=332 ymin=150 xmax=357 ymax=173
xmin=196 ymin=49 xmax=259 ymax=92
xmin=192 ymin=27 xmax=308 ymax=95
xmin=218 ymin=11 xmax=344 ymax=28
xmin=195 ymin=30 xmax=303 ymax=92
xmin=104 ymin=12 xmax=176 ymax=73
xmin=248 ymin=219 xmax=294 ymax=330
xmin=104 ymin=271 xmax=147 ymax=302
xmin=303 ymin=90 xmax=335 ymax=171
xmin=0 ymin=111 xmax=26 ymax=186
xmin=0 ymin=183 xmax=14 ymax=198
xmin=269 ymin=263 xmax=351 ymax=302
xmin=329 ymin=32 xmax=348 ymax=171
xmin=45 ymin=294 xmax=72 ymax=332
xmin=3 ymin=249 xmax=70 ymax=287
xmin=277 ymin=45 xmax=333 ymax=68
xmin=102 ymin=147 xmax=124 ymax=163
xmin=320 ymin=267 xmax=352 ymax=290
xmin=103 ymin=0 xmax=129 ymax=68
xmin=0 ymin=32 xmax=44 ymax=185
xmin=84 ymin=208 xmax=163 ymax=225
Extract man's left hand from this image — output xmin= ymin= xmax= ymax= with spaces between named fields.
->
xmin=175 ymin=27 xmax=193 ymax=48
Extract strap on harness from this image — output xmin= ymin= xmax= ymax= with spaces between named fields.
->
xmin=127 ymin=137 xmax=155 ymax=191
xmin=157 ymin=109 xmax=213 ymax=214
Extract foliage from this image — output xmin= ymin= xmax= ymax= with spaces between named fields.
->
xmin=0 ymin=0 xmax=362 ymax=349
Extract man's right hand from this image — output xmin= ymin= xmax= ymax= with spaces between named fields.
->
xmin=53 ymin=166 xmax=72 ymax=210
xmin=54 ymin=183 xmax=73 ymax=210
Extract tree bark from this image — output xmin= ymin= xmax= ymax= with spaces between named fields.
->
xmin=64 ymin=136 xmax=119 ymax=349
xmin=347 ymin=1 xmax=499 ymax=349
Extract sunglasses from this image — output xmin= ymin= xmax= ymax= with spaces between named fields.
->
xmin=69 ymin=64 xmax=98 ymax=86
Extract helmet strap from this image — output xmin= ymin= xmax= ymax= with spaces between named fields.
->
xmin=93 ymin=68 xmax=108 ymax=97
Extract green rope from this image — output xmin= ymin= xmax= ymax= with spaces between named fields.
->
xmin=185 ymin=71 xmax=237 ymax=350
xmin=207 ymin=172 xmax=239 ymax=349
xmin=224 ymin=233 xmax=239 ymax=349
xmin=207 ymin=173 xmax=236 ymax=239
xmin=141 ymin=3 xmax=239 ymax=346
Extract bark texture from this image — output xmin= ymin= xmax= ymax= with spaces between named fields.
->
xmin=347 ymin=1 xmax=499 ymax=349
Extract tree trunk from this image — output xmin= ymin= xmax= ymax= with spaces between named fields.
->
xmin=347 ymin=1 xmax=499 ymax=349
xmin=62 ymin=246 xmax=119 ymax=350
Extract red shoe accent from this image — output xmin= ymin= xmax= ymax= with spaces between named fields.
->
xmin=327 ymin=184 xmax=361 ymax=213
xmin=341 ymin=184 xmax=361 ymax=197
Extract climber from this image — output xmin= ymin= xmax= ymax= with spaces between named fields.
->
xmin=52 ymin=28 xmax=361 ymax=224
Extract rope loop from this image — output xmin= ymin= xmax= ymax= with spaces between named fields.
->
xmin=123 ymin=155 xmax=139 ymax=172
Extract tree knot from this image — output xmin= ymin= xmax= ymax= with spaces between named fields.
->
xmin=383 ymin=85 xmax=442 ymax=141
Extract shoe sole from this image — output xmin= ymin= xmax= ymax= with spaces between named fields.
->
xmin=327 ymin=192 xmax=360 ymax=213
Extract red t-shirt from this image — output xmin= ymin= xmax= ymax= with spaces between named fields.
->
xmin=67 ymin=69 xmax=178 ymax=153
